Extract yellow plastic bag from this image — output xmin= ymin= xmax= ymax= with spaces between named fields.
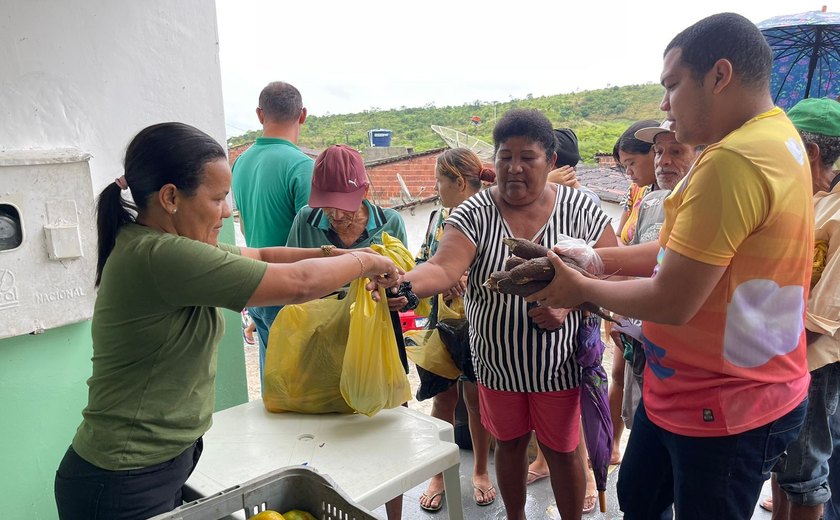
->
xmin=340 ymin=282 xmax=412 ymax=416
xmin=438 ymin=294 xmax=465 ymax=321
xmin=404 ymin=295 xmax=465 ymax=379
xmin=263 ymin=233 xmax=417 ymax=416
xmin=405 ymin=329 xmax=461 ymax=380
xmin=372 ymin=233 xmax=432 ymax=317
xmin=263 ymin=291 xmax=354 ymax=414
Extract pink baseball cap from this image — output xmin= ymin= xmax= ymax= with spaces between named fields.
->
xmin=309 ymin=144 xmax=369 ymax=212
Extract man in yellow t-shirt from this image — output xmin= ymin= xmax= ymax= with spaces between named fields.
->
xmin=528 ymin=13 xmax=811 ymax=520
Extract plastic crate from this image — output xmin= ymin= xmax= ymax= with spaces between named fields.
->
xmin=398 ymin=310 xmax=427 ymax=333
xmin=149 ymin=466 xmax=378 ymax=520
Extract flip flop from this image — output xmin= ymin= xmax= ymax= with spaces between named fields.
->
xmin=474 ymin=485 xmax=496 ymax=506
xmin=583 ymin=493 xmax=597 ymax=514
xmin=526 ymin=470 xmax=549 ymax=485
xmin=419 ymin=490 xmax=445 ymax=512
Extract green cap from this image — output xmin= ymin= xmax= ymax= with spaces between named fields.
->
xmin=787 ymin=98 xmax=840 ymax=137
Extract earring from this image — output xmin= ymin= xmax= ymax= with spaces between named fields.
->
xmin=171 ymin=208 xmax=177 ymax=215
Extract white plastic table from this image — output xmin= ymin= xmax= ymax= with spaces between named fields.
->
xmin=184 ymin=400 xmax=464 ymax=520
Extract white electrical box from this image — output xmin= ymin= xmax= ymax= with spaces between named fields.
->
xmin=0 ymin=149 xmax=97 ymax=339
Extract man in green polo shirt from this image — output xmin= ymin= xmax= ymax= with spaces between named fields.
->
xmin=232 ymin=81 xmax=314 ymax=379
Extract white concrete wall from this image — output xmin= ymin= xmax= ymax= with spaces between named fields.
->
xmin=395 ymin=201 xmax=442 ymax=257
xmin=396 ymin=200 xmax=624 ymax=257
xmin=0 ymin=0 xmax=227 ymax=193
xmin=602 ymin=200 xmax=623 ymax=227
xmin=0 ymin=3 xmax=239 ymax=517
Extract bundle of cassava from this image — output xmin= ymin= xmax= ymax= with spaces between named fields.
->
xmin=484 ymin=237 xmax=615 ymax=322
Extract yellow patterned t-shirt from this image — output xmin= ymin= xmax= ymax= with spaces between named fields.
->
xmin=642 ymin=107 xmax=812 ymax=436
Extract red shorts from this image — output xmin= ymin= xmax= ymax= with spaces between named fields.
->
xmin=478 ymin=384 xmax=581 ymax=453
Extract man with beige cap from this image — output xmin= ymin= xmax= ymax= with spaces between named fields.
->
xmin=611 ymin=120 xmax=702 ymax=431
xmin=631 ymin=120 xmax=703 ymax=244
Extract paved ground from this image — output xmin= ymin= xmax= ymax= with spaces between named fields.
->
xmin=243 ymin=337 xmax=775 ymax=519
xmin=369 ymin=448 xmax=774 ymax=520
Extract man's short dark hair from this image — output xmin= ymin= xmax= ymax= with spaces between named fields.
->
xmin=665 ymin=12 xmax=772 ymax=89
xmin=258 ymin=81 xmax=303 ymax=123
xmin=492 ymin=109 xmax=557 ymax=162
xmin=800 ymin=131 xmax=840 ymax=167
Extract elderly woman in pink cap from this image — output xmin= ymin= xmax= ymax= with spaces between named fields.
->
xmin=286 ymin=144 xmax=409 ymax=520
xmin=287 ymin=144 xmax=407 ymax=252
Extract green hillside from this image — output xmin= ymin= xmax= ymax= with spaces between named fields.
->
xmin=228 ymin=83 xmax=665 ymax=164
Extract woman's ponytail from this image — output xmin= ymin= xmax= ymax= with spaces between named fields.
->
xmin=95 ymin=182 xmax=135 ymax=286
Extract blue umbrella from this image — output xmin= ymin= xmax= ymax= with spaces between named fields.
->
xmin=758 ymin=9 xmax=840 ymax=109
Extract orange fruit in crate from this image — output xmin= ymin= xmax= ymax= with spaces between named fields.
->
xmin=282 ymin=510 xmax=318 ymax=520
xmin=249 ymin=510 xmax=285 ymax=520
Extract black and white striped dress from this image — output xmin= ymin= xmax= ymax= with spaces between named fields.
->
xmin=446 ymin=186 xmax=610 ymax=392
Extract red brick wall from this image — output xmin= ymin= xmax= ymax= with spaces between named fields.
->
xmin=366 ymin=152 xmax=493 ymax=207
xmin=228 ymin=143 xmax=252 ymax=166
xmin=229 ymin=143 xmax=492 ymax=208
xmin=367 ymin=153 xmax=442 ymax=206
xmin=595 ymin=154 xmax=617 ymax=168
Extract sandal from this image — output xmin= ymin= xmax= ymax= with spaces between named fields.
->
xmin=583 ymin=493 xmax=597 ymax=514
xmin=526 ymin=470 xmax=549 ymax=485
xmin=474 ymin=485 xmax=496 ymax=506
xmin=419 ymin=490 xmax=445 ymax=512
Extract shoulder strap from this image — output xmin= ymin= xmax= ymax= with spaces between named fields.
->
xmin=425 ymin=209 xmax=440 ymax=236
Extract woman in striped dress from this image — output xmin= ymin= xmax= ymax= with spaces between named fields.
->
xmin=389 ymin=109 xmax=617 ymax=520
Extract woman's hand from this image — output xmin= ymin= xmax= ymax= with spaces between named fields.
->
xmin=385 ymin=293 xmax=408 ymax=311
xmin=525 ymin=250 xmax=587 ymax=309
xmin=441 ymin=273 xmax=468 ymax=299
xmin=528 ymin=305 xmax=572 ymax=330
xmin=357 ymin=252 xmax=402 ymax=288
xmin=365 ymin=272 xmax=408 ymax=311
xmin=547 ymin=165 xmax=582 ymax=189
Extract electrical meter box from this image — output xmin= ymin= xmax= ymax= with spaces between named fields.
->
xmin=0 ymin=149 xmax=96 ymax=339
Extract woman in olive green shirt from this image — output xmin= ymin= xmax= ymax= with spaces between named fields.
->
xmin=55 ymin=123 xmax=399 ymax=520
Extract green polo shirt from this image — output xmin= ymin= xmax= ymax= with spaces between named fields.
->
xmin=232 ymin=137 xmax=314 ymax=248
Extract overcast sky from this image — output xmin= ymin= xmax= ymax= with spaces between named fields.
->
xmin=215 ymin=0 xmax=824 ymax=137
